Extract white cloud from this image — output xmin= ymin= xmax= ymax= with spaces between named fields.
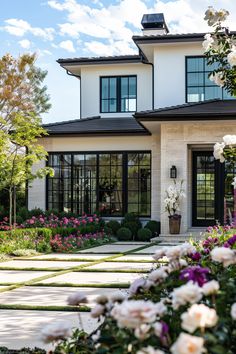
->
xmin=59 ymin=39 xmax=76 ymax=52
xmin=4 ymin=18 xmax=55 ymax=41
xmin=47 ymin=0 xmax=236 ymax=56
xmin=18 ymin=39 xmax=31 ymax=49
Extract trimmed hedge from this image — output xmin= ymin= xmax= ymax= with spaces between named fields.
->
xmin=117 ymin=227 xmax=132 ymax=241
xmin=137 ymin=228 xmax=152 ymax=241
xmin=106 ymin=220 xmax=120 ymax=235
xmin=144 ymin=220 xmax=160 ymax=237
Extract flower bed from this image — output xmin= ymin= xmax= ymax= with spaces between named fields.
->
xmin=0 ymin=214 xmax=112 ymax=255
xmin=50 ymin=226 xmax=236 ymax=353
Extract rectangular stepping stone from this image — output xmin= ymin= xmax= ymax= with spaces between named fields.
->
xmin=116 ymin=254 xmax=156 ymax=262
xmin=0 ymin=286 xmax=128 ymax=307
xmin=0 ymin=309 xmax=98 ymax=350
xmin=86 ymin=262 xmax=154 ymax=271
xmin=78 ymin=244 xmax=143 ymax=253
xmin=0 ymin=271 xmax=54 ymax=284
xmin=30 ymin=253 xmax=109 ymax=260
xmin=0 ymin=260 xmax=89 ymax=270
xmin=133 ymin=245 xmax=166 ymax=254
xmin=37 ymin=271 xmax=142 ymax=286
xmin=114 ymin=242 xmax=149 ymax=245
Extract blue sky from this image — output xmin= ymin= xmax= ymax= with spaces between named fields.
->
xmin=1 ymin=0 xmax=236 ymax=123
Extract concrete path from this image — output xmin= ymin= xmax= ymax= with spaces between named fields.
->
xmin=0 ymin=241 xmax=169 ymax=350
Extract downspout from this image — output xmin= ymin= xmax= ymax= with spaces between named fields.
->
xmin=66 ymin=70 xmax=82 ymax=118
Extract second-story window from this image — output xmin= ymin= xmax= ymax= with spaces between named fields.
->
xmin=186 ymin=56 xmax=233 ymax=103
xmin=100 ymin=76 xmax=137 ymax=113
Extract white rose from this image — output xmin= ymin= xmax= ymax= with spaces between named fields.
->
xmin=91 ymin=304 xmax=105 ymax=318
xmin=148 ymin=267 xmax=169 ymax=283
xmin=165 ymin=245 xmax=182 ymax=260
xmin=111 ymin=300 xmax=165 ymax=329
xmin=202 ymin=33 xmax=214 ymax=51
xmin=171 ymin=281 xmax=203 ymax=309
xmin=213 ymin=142 xmax=225 ymax=162
xmin=41 ymin=322 xmax=72 ymax=344
xmin=209 ymin=71 xmax=225 ymax=87
xmin=223 ymin=134 xmax=236 ymax=146
xmin=134 ymin=324 xmax=151 ymax=340
xmin=202 ymin=280 xmax=220 ymax=296
xmin=180 ymin=243 xmax=196 ymax=256
xmin=228 ymin=49 xmax=236 ymax=67
xmin=181 ymin=304 xmax=218 ymax=333
xmin=231 ymin=303 xmax=236 ymax=320
xmin=153 ymin=321 xmax=163 ymax=337
xmin=137 ymin=346 xmax=165 ymax=354
xmin=211 ymin=247 xmax=236 ymax=267
xmin=232 ymin=176 xmax=236 ymax=189
xmin=109 ymin=290 xmax=126 ymax=303
xmin=170 ymin=333 xmax=206 ymax=354
xmin=67 ymin=291 xmax=87 ymax=306
xmin=152 ymin=248 xmax=166 ymax=261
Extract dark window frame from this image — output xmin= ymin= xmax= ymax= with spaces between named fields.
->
xmin=185 ymin=55 xmax=232 ymax=103
xmin=46 ymin=150 xmax=151 ymax=217
xmin=100 ymin=75 xmax=137 ymax=113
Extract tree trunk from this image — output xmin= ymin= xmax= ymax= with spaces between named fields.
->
xmin=13 ymin=185 xmax=16 ymax=227
xmin=9 ymin=187 xmax=12 ymax=227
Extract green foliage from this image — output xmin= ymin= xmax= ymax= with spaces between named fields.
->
xmin=106 ymin=220 xmax=120 ymax=235
xmin=11 ymin=249 xmax=39 ymax=257
xmin=122 ymin=221 xmax=141 ymax=239
xmin=0 ymin=228 xmax=52 ymax=254
xmin=144 ymin=220 xmax=160 ymax=236
xmin=116 ymin=227 xmax=132 ymax=241
xmin=137 ymin=228 xmax=152 ymax=241
xmin=123 ymin=212 xmax=140 ymax=224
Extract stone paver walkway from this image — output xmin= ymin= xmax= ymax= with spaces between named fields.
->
xmin=0 ymin=241 xmax=172 ymax=350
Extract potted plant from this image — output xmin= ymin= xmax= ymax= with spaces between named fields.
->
xmin=164 ymin=180 xmax=185 ymax=234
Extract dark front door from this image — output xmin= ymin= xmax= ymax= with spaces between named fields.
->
xmin=192 ymin=151 xmax=236 ymax=227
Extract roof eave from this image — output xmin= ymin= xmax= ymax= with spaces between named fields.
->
xmin=136 ymin=114 xmax=236 ymax=122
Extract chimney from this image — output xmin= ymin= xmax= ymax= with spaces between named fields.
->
xmin=141 ymin=13 xmax=169 ymax=36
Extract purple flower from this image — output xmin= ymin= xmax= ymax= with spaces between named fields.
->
xmin=189 ymin=252 xmax=201 ymax=261
xmin=224 ymin=234 xmax=236 ymax=248
xmin=180 ymin=266 xmax=210 ymax=287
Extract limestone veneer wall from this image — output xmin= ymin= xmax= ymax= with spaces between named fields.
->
xmin=160 ymin=120 xmax=236 ymax=234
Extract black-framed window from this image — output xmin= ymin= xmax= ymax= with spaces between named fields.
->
xmin=186 ymin=56 xmax=233 ymax=103
xmin=100 ymin=76 xmax=137 ymax=113
xmin=47 ymin=151 xmax=151 ymax=217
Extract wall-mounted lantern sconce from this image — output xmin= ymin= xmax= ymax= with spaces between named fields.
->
xmin=170 ymin=165 xmax=177 ymax=179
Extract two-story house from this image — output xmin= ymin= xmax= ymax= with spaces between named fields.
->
xmin=28 ymin=13 xmax=236 ymax=235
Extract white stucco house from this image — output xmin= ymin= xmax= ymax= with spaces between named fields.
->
xmin=28 ymin=13 xmax=236 ymax=235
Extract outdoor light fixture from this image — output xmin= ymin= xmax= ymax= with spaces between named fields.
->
xmin=170 ymin=165 xmax=177 ymax=179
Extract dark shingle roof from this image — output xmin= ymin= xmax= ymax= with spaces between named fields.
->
xmin=135 ymin=100 xmax=236 ymax=121
xmin=43 ymin=116 xmax=150 ymax=136
xmin=57 ymin=55 xmax=141 ymax=66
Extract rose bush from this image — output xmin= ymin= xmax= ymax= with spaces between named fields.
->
xmin=47 ymin=226 xmax=236 ymax=354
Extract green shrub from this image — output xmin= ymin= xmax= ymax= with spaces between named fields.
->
xmin=17 ymin=206 xmax=30 ymax=221
xmin=106 ymin=220 xmax=120 ymax=235
xmin=145 ymin=220 xmax=160 ymax=237
xmin=103 ymin=225 xmax=113 ymax=236
xmin=137 ymin=228 xmax=152 ymax=241
xmin=12 ymin=249 xmax=40 ymax=257
xmin=28 ymin=208 xmax=45 ymax=217
xmin=122 ymin=221 xmax=141 ymax=239
xmin=123 ymin=212 xmax=140 ymax=223
xmin=117 ymin=227 xmax=132 ymax=241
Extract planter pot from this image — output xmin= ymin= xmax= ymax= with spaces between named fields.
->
xmin=168 ymin=214 xmax=181 ymax=234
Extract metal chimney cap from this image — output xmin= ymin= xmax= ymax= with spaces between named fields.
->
xmin=141 ymin=13 xmax=169 ymax=33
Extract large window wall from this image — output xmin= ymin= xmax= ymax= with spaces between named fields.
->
xmin=47 ymin=151 xmax=151 ymax=217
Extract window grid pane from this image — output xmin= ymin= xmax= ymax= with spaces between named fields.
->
xmin=186 ymin=56 xmax=234 ymax=102
xmin=101 ymin=76 xmax=136 ymax=113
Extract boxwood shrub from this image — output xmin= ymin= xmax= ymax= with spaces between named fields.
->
xmin=117 ymin=227 xmax=132 ymax=241
xmin=144 ymin=220 xmax=160 ymax=237
xmin=106 ymin=220 xmax=120 ymax=235
xmin=137 ymin=228 xmax=152 ymax=241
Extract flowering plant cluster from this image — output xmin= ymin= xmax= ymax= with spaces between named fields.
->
xmin=50 ymin=232 xmax=109 ymax=253
xmin=164 ymin=180 xmax=185 ymax=216
xmin=46 ymin=227 xmax=236 ymax=353
xmin=203 ymin=7 xmax=236 ymax=96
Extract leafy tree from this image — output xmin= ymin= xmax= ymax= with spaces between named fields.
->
xmin=0 ymin=53 xmax=53 ymax=225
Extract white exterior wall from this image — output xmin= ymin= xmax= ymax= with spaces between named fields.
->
xmin=159 ymin=121 xmax=236 ymax=234
xmin=81 ymin=64 xmax=152 ymax=118
xmin=28 ymin=135 xmax=161 ymax=221
xmin=153 ymin=43 xmax=203 ymax=108
xmin=28 ymin=160 xmax=46 ymax=210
